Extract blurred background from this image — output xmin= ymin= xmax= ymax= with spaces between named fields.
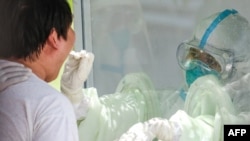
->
xmin=50 ymin=0 xmax=250 ymax=95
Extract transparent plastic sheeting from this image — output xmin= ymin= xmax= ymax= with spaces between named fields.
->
xmin=90 ymin=0 xmax=156 ymax=95
xmin=88 ymin=0 xmax=250 ymax=95
xmin=75 ymin=0 xmax=250 ymax=140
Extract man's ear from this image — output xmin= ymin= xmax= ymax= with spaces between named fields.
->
xmin=47 ymin=28 xmax=60 ymax=49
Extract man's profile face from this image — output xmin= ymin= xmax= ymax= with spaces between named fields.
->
xmin=48 ymin=26 xmax=76 ymax=82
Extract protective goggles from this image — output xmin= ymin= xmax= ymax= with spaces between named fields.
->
xmin=176 ymin=39 xmax=234 ymax=79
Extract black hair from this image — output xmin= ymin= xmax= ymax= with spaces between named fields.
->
xmin=0 ymin=0 xmax=73 ymax=61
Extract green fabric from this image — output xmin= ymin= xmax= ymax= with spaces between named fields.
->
xmin=176 ymin=75 xmax=236 ymax=141
xmin=78 ymin=73 xmax=161 ymax=141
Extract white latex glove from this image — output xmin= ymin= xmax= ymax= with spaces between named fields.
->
xmin=0 ymin=60 xmax=31 ymax=91
xmin=115 ymin=122 xmax=155 ymax=141
xmin=116 ymin=118 xmax=181 ymax=141
xmin=61 ymin=50 xmax=94 ymax=104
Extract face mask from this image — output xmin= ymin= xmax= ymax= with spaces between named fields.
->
xmin=185 ymin=61 xmax=220 ymax=87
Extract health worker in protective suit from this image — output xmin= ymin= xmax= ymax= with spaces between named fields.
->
xmin=116 ymin=9 xmax=250 ymax=141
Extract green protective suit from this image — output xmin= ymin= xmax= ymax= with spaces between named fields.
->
xmin=115 ymin=74 xmax=250 ymax=141
xmin=170 ymin=74 xmax=250 ymax=141
xmin=78 ymin=73 xmax=161 ymax=141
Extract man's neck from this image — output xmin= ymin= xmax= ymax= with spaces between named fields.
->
xmin=8 ymin=58 xmax=47 ymax=81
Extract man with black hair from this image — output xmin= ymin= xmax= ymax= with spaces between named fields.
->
xmin=0 ymin=0 xmax=79 ymax=140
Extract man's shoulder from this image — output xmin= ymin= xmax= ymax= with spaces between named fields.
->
xmin=1 ymin=74 xmax=69 ymax=105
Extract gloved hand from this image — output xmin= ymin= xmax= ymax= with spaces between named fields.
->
xmin=115 ymin=122 xmax=155 ymax=141
xmin=61 ymin=50 xmax=94 ymax=105
xmin=116 ymin=118 xmax=181 ymax=141
xmin=0 ymin=60 xmax=31 ymax=91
